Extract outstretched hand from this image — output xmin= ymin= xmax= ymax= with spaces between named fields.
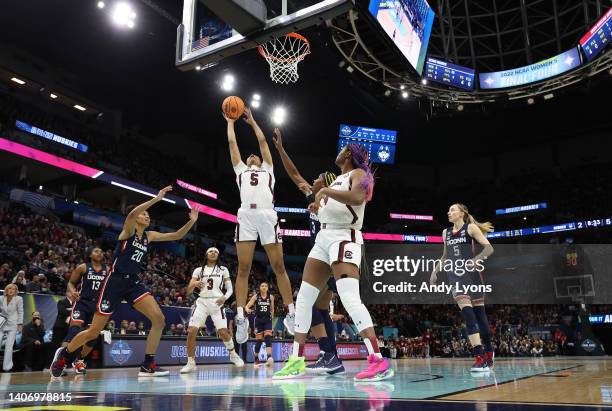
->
xmin=298 ymin=182 xmax=312 ymax=195
xmin=189 ymin=206 xmax=200 ymax=222
xmin=308 ymin=202 xmax=319 ymax=214
xmin=156 ymin=186 xmax=173 ymax=200
xmin=222 ymin=112 xmax=237 ymax=123
xmin=272 ymin=128 xmax=283 ymax=150
xmin=242 ymin=107 xmax=255 ymax=126
xmin=314 ymin=187 xmax=328 ymax=207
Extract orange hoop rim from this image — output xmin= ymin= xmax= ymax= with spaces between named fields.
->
xmin=258 ymin=32 xmax=311 ymax=63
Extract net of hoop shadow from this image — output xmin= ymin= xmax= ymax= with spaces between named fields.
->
xmin=361 ymin=244 xmax=612 ymax=305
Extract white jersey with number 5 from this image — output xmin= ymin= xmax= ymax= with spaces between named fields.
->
xmin=192 ymin=265 xmax=230 ymax=299
xmin=234 ymin=161 xmax=275 ymax=209
xmin=318 ymin=170 xmax=365 ymax=230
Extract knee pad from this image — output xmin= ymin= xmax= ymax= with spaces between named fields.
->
xmin=294 ymin=282 xmax=320 ymax=333
xmin=460 ymin=306 xmax=480 ymax=336
xmin=336 ymin=277 xmax=373 ymax=332
xmin=311 ymin=306 xmax=323 ymax=327
xmin=64 ymin=325 xmax=81 ymax=343
xmin=264 ymin=334 xmax=272 ymax=347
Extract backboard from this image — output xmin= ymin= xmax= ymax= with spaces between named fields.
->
xmin=176 ymin=0 xmax=353 ymax=71
xmin=553 ymin=274 xmax=596 ymax=301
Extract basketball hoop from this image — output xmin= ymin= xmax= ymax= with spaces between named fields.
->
xmin=258 ymin=32 xmax=311 ymax=84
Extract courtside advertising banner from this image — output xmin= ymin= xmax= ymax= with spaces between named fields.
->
xmin=103 ymin=339 xmax=367 ymax=367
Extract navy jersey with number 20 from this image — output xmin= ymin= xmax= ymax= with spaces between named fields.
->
xmin=111 ymin=232 xmax=149 ymax=276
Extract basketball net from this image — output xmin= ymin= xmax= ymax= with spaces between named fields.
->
xmin=258 ymin=32 xmax=311 ymax=84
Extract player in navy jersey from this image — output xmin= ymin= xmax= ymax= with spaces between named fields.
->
xmin=51 ymin=186 xmax=199 ymax=377
xmin=61 ymin=247 xmax=108 ymax=374
xmin=272 ymin=129 xmax=345 ymax=375
xmin=245 ymin=282 xmax=275 ymax=367
xmin=430 ymin=203 xmax=494 ymax=372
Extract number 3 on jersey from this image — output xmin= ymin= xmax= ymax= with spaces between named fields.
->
xmin=131 ymin=250 xmax=144 ymax=262
xmin=250 ymin=172 xmax=259 ymax=186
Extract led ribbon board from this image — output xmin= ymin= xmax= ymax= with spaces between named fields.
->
xmin=15 ymin=120 xmax=88 ymax=152
xmin=479 ymin=47 xmax=582 ymax=89
xmin=495 ymin=203 xmax=547 ymax=215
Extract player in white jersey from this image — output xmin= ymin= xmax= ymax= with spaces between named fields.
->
xmin=274 ymin=143 xmax=393 ymax=382
xmin=224 ymin=108 xmax=296 ymax=345
xmin=181 ymin=247 xmax=244 ymax=373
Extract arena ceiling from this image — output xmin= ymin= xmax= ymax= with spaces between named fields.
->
xmin=0 ymin=1 xmax=610 ymax=162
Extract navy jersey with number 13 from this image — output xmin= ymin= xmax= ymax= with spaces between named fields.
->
xmin=112 ymin=232 xmax=149 ymax=276
xmin=79 ymin=263 xmax=108 ymax=301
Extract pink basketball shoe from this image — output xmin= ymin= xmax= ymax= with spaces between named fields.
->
xmin=354 ymin=355 xmax=394 ymax=382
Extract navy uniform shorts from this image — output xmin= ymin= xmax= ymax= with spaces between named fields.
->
xmin=70 ymin=299 xmax=97 ymax=326
xmin=254 ymin=317 xmax=273 ymax=334
xmin=447 ymin=270 xmax=485 ymax=301
xmin=326 ymin=276 xmax=337 ymax=293
xmin=97 ymin=272 xmax=150 ymax=316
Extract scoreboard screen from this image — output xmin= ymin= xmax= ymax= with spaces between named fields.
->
xmin=580 ymin=7 xmax=612 ymax=61
xmin=576 ymin=218 xmax=612 ymax=230
xmin=424 ymin=57 xmax=475 ymax=90
xmin=368 ymin=0 xmax=435 ymax=75
xmin=338 ymin=124 xmax=397 ymax=165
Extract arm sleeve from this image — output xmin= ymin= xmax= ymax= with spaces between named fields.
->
xmin=233 ymin=161 xmax=248 ymax=176
xmin=222 ymin=268 xmax=233 ymax=299
xmin=223 ymin=281 xmax=233 ymax=300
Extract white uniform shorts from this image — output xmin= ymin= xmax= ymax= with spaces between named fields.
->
xmin=188 ymin=299 xmax=227 ymax=330
xmin=235 ymin=208 xmax=282 ymax=245
xmin=308 ymin=228 xmax=363 ymax=268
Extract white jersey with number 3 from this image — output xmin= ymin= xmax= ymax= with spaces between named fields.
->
xmin=192 ymin=265 xmax=230 ymax=299
xmin=234 ymin=161 xmax=275 ymax=209
xmin=318 ymin=170 xmax=366 ymax=230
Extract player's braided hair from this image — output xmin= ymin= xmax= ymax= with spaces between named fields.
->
xmin=319 ymin=171 xmax=337 ymax=187
xmin=347 ymin=143 xmax=375 ymax=201
xmin=456 ymin=203 xmax=494 ymax=234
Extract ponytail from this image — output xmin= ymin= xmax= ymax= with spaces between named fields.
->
xmin=456 ymin=203 xmax=494 ymax=234
xmin=347 ymin=143 xmax=375 ymax=202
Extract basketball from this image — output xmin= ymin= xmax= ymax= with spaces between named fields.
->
xmin=222 ymin=96 xmax=245 ymax=120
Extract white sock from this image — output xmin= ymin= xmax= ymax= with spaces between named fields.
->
xmin=292 ymin=341 xmax=301 ymax=357
xmin=363 ymin=337 xmax=383 ymax=358
xmin=223 ymin=338 xmax=235 ymax=352
xmin=237 ymin=306 xmax=244 ymax=319
xmin=187 ymin=357 xmax=195 ymax=364
xmin=294 ymin=282 xmax=320 ymax=333
xmin=287 ymin=303 xmax=295 ymax=315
